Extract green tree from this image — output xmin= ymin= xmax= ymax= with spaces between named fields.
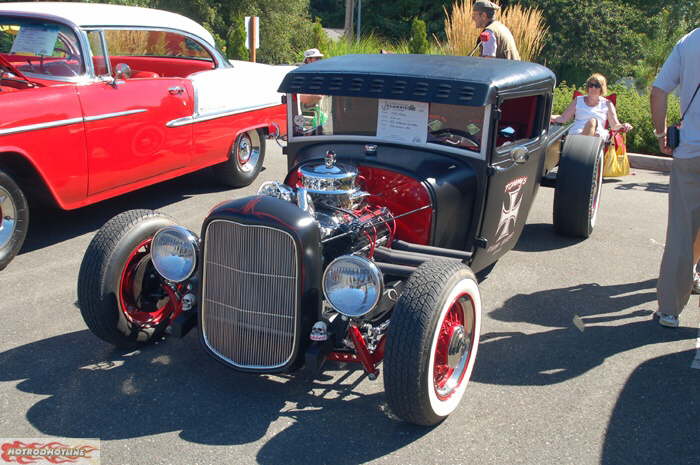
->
xmin=311 ymin=18 xmax=331 ymax=55
xmin=516 ymin=0 xmax=648 ymax=83
xmin=359 ymin=0 xmax=453 ymax=40
xmin=227 ymin=16 xmax=248 ymax=61
xmin=409 ymin=18 xmax=429 ymax=54
xmin=631 ymin=10 xmax=686 ymax=90
xmin=310 ymin=0 xmax=345 ymax=28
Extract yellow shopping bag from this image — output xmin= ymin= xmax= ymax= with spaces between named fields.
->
xmin=603 ymin=133 xmax=630 ymax=177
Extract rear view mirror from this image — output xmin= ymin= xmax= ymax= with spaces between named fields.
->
xmin=114 ymin=63 xmax=131 ymax=80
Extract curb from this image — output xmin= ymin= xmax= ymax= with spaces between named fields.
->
xmin=628 ymin=153 xmax=672 ymax=172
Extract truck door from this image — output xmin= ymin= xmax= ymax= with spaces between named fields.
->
xmin=470 ymin=94 xmax=548 ymax=271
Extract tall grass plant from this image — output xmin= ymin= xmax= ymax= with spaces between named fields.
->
xmin=312 ymin=34 xmax=442 ymax=60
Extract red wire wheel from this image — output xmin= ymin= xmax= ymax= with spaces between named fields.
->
xmin=78 ymin=209 xmax=182 ymax=348
xmin=384 ymin=260 xmax=482 ymax=426
xmin=432 ymin=292 xmax=477 ymax=401
xmin=118 ymin=238 xmax=180 ymax=328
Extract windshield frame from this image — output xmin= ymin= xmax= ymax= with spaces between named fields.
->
xmin=287 ymin=93 xmax=490 ymax=160
xmin=0 ymin=12 xmax=93 ymax=83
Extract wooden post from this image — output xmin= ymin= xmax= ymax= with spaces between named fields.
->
xmin=249 ymin=16 xmax=257 ymax=63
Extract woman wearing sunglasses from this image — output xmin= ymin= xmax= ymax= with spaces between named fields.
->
xmin=551 ymin=73 xmax=633 ymax=138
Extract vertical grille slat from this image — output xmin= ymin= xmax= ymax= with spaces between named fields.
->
xmin=201 ymin=220 xmax=298 ymax=369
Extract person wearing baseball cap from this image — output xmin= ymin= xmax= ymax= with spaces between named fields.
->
xmin=303 ymin=48 xmax=324 ymax=64
xmin=298 ymin=48 xmax=327 ymax=133
xmin=472 ymin=0 xmax=520 ymax=60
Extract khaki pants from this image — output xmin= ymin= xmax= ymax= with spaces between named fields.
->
xmin=657 ymin=156 xmax=700 ymax=316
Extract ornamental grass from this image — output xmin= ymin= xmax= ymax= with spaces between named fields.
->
xmin=314 ymin=33 xmax=441 ymax=60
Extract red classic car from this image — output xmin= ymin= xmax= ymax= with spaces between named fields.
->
xmin=0 ymin=2 xmax=290 ymax=270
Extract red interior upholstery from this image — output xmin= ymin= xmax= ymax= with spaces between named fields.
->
xmin=130 ymin=70 xmax=160 ymax=79
xmin=108 ymin=56 xmax=214 ymax=78
xmin=497 ymin=95 xmax=538 ymax=145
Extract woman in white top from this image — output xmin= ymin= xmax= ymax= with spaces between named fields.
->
xmin=551 ymin=73 xmax=633 ymax=139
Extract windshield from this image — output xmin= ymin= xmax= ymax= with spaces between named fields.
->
xmin=291 ymin=94 xmax=485 ymax=152
xmin=0 ymin=18 xmax=84 ymax=79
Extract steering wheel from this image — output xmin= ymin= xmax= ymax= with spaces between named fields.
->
xmin=430 ymin=129 xmax=480 ymax=149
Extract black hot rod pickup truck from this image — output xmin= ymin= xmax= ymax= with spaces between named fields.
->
xmin=77 ymin=55 xmax=604 ymax=426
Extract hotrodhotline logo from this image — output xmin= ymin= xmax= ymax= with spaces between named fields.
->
xmin=0 ymin=439 xmax=100 ymax=464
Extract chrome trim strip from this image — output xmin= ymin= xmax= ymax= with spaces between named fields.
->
xmin=0 ymin=12 xmax=92 ymax=81
xmin=0 ymin=109 xmax=148 ymax=136
xmin=480 ymin=104 xmax=492 ymax=161
xmin=83 ymin=109 xmax=147 ymax=122
xmin=0 ymin=117 xmax=84 ymax=136
xmin=201 ymin=219 xmax=299 ymax=370
xmin=98 ymin=29 xmax=112 ymax=76
xmin=166 ymin=102 xmax=280 ymax=127
xmin=88 ymin=26 xmax=228 ymax=68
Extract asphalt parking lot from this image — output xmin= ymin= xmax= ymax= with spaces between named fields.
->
xmin=0 ymin=143 xmax=698 ymax=465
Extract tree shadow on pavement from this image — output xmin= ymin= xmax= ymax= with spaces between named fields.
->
xmin=473 ymin=279 xmax=697 ymax=386
xmin=602 ymin=350 xmax=700 ymax=465
xmin=21 ymin=169 xmax=230 ymax=254
xmin=614 ymin=181 xmax=669 ymax=194
xmin=0 ymin=330 xmax=427 ymax=463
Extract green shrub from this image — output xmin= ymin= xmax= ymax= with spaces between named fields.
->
xmin=311 ymin=18 xmax=330 ymax=56
xmin=409 ymin=18 xmax=429 ymax=54
xmin=552 ymin=82 xmax=680 ymax=155
xmin=227 ymin=17 xmax=248 ymax=61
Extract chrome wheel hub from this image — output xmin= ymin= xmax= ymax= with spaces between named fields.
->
xmin=238 ymin=136 xmax=252 ymax=164
xmin=0 ymin=186 xmax=17 ymax=250
xmin=436 ymin=324 xmax=472 ymax=398
xmin=233 ymin=131 xmax=262 ymax=174
xmin=447 ymin=325 xmax=468 ymax=369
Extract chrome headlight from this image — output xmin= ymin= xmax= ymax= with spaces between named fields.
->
xmin=151 ymin=226 xmax=199 ymax=282
xmin=322 ymin=255 xmax=383 ymax=318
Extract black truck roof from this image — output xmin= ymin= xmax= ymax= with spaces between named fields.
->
xmin=278 ymin=54 xmax=556 ymax=107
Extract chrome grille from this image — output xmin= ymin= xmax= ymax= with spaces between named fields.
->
xmin=201 ymin=220 xmax=298 ymax=369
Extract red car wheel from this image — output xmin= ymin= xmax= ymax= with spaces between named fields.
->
xmin=213 ymin=129 xmax=266 ymax=188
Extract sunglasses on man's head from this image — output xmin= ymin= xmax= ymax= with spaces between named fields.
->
xmin=587 ymin=82 xmax=601 ymax=89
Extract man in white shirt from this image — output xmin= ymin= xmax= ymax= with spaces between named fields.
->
xmin=650 ymin=28 xmax=700 ymax=327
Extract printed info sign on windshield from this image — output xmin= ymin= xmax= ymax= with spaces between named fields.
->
xmin=377 ymin=99 xmax=428 ymax=145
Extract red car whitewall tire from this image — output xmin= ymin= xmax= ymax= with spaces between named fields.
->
xmin=213 ymin=129 xmax=266 ymax=188
xmin=77 ymin=209 xmax=179 ymax=348
xmin=384 ymin=260 xmax=481 ymax=426
xmin=0 ymin=169 xmax=29 ymax=271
